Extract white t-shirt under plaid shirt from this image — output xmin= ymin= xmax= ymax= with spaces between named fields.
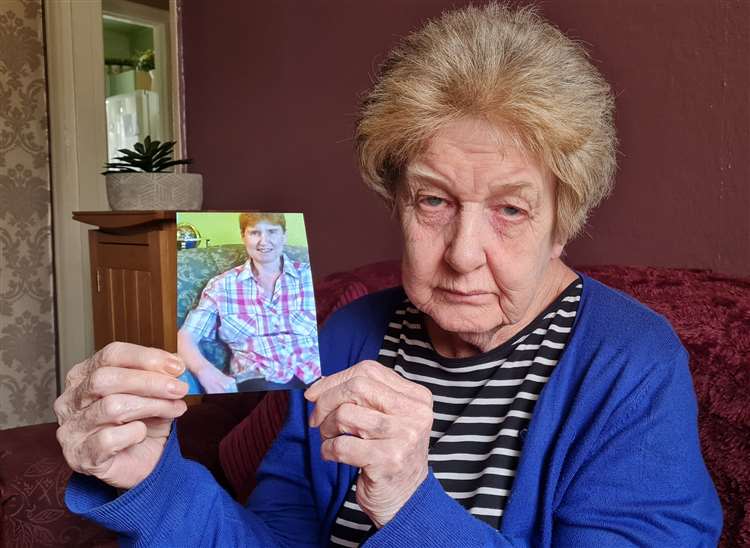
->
xmin=182 ymin=254 xmax=320 ymax=384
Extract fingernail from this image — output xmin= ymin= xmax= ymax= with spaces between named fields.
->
xmin=167 ymin=381 xmax=186 ymax=396
xmin=166 ymin=357 xmax=183 ymax=375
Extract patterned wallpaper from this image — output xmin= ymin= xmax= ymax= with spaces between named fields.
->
xmin=0 ymin=0 xmax=56 ymax=429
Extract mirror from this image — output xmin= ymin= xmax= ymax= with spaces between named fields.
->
xmin=101 ymin=0 xmax=174 ymax=162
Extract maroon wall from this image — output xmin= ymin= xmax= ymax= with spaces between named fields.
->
xmin=181 ymin=0 xmax=749 ymax=278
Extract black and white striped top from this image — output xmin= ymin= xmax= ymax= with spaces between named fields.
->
xmin=329 ymin=279 xmax=582 ymax=547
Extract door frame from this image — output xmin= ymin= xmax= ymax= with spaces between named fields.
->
xmin=102 ymin=0 xmax=173 ymax=147
xmin=45 ymin=0 xmax=185 ymax=387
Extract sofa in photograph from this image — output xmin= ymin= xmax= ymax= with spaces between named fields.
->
xmin=175 ymin=243 xmax=310 ymax=392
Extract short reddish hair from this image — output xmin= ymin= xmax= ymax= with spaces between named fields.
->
xmin=239 ymin=212 xmax=287 ymax=235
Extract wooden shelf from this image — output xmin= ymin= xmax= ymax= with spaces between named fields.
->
xmin=73 ymin=210 xmax=176 ymax=231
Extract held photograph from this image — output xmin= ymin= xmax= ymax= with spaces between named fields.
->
xmin=175 ymin=211 xmax=321 ymax=394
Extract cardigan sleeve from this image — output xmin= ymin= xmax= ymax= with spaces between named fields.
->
xmin=64 ymin=336 xmax=328 ymax=547
xmin=551 ymin=345 xmax=722 ymax=546
xmin=63 ymin=289 xmax=402 ymax=547
xmin=363 ymin=346 xmax=722 ymax=548
xmin=65 ymin=401 xmax=322 ymax=548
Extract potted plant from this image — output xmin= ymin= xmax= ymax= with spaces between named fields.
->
xmin=134 ymin=49 xmax=155 ymax=90
xmin=103 ymin=136 xmax=203 ymax=210
xmin=134 ymin=49 xmax=155 ymax=73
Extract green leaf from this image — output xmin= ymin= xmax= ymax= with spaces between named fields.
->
xmin=102 ymin=167 xmax=138 ymax=174
xmin=107 ymin=137 xmax=191 ymax=174
xmin=106 ymin=161 xmax=134 ymax=169
xmin=144 ymin=137 xmax=160 ymax=156
xmin=116 ymin=149 xmax=141 ymax=161
xmin=153 ymin=158 xmax=192 ymax=172
xmin=151 ymin=147 xmax=174 ymax=162
xmin=127 ymin=158 xmax=150 ymax=168
xmin=155 ymin=141 xmax=175 ymax=155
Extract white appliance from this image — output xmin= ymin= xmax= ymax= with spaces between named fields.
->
xmin=105 ymin=90 xmax=161 ymax=162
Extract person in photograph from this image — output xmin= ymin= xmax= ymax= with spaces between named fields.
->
xmin=177 ymin=212 xmax=320 ymax=393
xmin=56 ymin=4 xmax=721 ymax=546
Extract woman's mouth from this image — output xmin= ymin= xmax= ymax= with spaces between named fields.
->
xmin=437 ymin=288 xmax=492 ymax=303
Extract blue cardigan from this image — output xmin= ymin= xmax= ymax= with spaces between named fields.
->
xmin=66 ymin=274 xmax=722 ymax=546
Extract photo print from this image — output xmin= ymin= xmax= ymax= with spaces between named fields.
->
xmin=176 ymin=211 xmax=321 ymax=394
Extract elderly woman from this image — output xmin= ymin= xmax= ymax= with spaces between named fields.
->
xmin=178 ymin=212 xmax=319 ymax=393
xmin=56 ymin=4 xmax=721 ymax=547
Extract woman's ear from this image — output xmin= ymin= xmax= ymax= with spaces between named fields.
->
xmin=551 ymin=241 xmax=565 ymax=260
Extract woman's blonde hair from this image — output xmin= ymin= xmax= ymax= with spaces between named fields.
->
xmin=355 ymin=3 xmax=617 ymax=242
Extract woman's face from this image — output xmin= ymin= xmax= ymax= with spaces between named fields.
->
xmin=399 ymin=118 xmax=567 ymax=343
xmin=243 ymin=221 xmax=286 ymax=268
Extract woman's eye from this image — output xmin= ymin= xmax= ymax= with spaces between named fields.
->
xmin=420 ymin=196 xmax=446 ymax=208
xmin=500 ymin=205 xmax=523 ymax=218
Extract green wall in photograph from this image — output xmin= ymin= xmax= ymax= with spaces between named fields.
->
xmin=177 ymin=212 xmax=309 ymax=248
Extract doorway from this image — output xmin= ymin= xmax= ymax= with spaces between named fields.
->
xmin=45 ymin=0 xmax=184 ymax=385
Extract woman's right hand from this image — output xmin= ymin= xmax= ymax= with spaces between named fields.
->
xmin=195 ymin=365 xmax=237 ymax=393
xmin=54 ymin=342 xmax=189 ymax=490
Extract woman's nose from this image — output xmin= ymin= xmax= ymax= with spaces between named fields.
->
xmin=444 ymin=208 xmax=486 ymax=274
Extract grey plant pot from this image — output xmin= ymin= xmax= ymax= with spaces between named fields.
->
xmin=106 ymin=172 xmax=203 ymax=211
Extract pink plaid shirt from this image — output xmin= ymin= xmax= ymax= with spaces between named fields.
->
xmin=182 ymin=255 xmax=320 ymax=384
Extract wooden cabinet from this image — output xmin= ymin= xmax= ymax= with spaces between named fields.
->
xmin=73 ymin=211 xmax=177 ymax=352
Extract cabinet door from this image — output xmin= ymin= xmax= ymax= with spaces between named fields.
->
xmin=90 ymin=232 xmax=160 ymax=350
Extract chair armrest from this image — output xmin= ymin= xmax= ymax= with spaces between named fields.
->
xmin=0 ymin=422 xmax=117 ymax=546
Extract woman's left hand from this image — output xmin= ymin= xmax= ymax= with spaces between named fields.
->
xmin=305 ymin=360 xmax=433 ymax=528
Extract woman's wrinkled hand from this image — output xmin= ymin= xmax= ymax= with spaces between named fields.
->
xmin=54 ymin=342 xmax=189 ymax=490
xmin=304 ymin=360 xmax=433 ymax=528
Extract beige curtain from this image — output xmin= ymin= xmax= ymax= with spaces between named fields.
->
xmin=0 ymin=0 xmax=56 ymax=429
